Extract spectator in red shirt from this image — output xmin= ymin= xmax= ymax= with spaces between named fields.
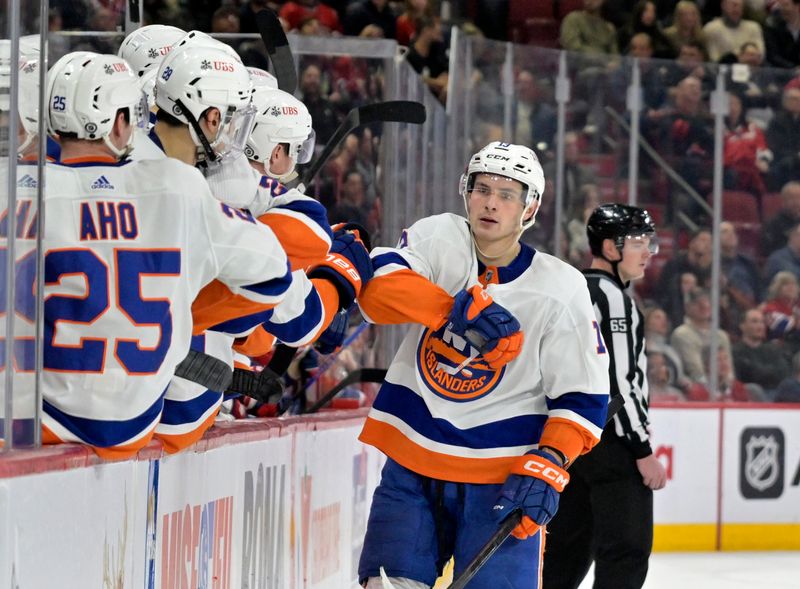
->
xmin=280 ymin=0 xmax=342 ymax=34
xmin=724 ymin=91 xmax=772 ymax=194
xmin=395 ymin=0 xmax=434 ymax=46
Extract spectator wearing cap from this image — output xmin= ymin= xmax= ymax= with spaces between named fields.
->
xmin=765 ymin=223 xmax=800 ymax=284
xmin=733 ymin=308 xmax=791 ymax=396
xmin=671 ymin=287 xmax=732 ymax=385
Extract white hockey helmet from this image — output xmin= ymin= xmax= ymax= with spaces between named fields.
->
xmin=248 ymin=67 xmax=279 ymax=92
xmin=172 ymin=30 xmax=242 ymax=62
xmin=459 ymin=141 xmax=545 ymax=230
xmin=118 ymin=24 xmax=185 ymax=109
xmin=47 ymin=52 xmax=145 ymax=158
xmin=17 ymin=56 xmax=41 ymax=154
xmin=245 ymin=86 xmax=313 ymax=176
xmin=154 ymin=43 xmax=254 ymax=164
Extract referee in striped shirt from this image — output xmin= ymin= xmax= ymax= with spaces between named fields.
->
xmin=543 ymin=204 xmax=667 ymax=589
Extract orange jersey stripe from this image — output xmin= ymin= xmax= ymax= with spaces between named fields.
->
xmin=154 ymin=409 xmax=219 ymax=455
xmin=359 ymin=417 xmax=518 ymax=484
xmin=191 ymin=279 xmax=276 ymax=335
xmin=538 ymin=416 xmax=601 ymax=464
xmin=257 ymin=212 xmax=329 ymax=271
xmin=42 ymin=423 xmax=157 ymax=461
xmin=359 ymin=270 xmax=454 ymax=329
xmin=233 ymin=326 xmax=276 ymax=358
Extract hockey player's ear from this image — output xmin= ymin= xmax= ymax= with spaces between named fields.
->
xmin=109 ymin=108 xmax=133 ymax=150
xmin=199 ymin=107 xmax=221 ymax=138
xmin=523 ymin=201 xmax=538 ymax=224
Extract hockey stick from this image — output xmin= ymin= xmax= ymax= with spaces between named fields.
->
xmin=444 ymin=394 xmax=626 ymax=589
xmin=256 ymin=9 xmax=297 ymax=94
xmin=299 ymin=101 xmax=427 ymax=189
xmin=303 ymin=367 xmax=387 ymax=414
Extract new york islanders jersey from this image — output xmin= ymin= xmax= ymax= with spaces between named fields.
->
xmin=358 ymin=213 xmax=610 ymax=484
xmin=130 ymin=130 xmax=333 ymax=346
xmin=38 ymin=155 xmax=294 ymax=457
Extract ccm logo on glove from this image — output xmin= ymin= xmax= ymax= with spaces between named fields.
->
xmin=516 ymin=458 xmax=569 ymax=492
xmin=326 ymin=253 xmax=360 ymax=283
xmin=511 ymin=456 xmax=570 ymax=492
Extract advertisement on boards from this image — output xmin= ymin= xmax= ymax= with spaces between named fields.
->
xmin=291 ymin=425 xmax=384 ymax=589
xmin=723 ymin=409 xmax=800 ymax=522
xmin=650 ymin=407 xmax=719 ymax=525
xmin=154 ymin=435 xmax=292 ymax=589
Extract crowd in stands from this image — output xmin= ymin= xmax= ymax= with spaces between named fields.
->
xmin=27 ymin=0 xmax=800 ymax=404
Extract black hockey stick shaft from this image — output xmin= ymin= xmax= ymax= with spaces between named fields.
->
xmin=303 ymin=367 xmax=387 ymax=414
xmin=300 ymin=101 xmax=426 ymax=188
xmin=256 ymin=9 xmax=297 ymax=94
xmin=447 ymin=394 xmax=625 ymax=589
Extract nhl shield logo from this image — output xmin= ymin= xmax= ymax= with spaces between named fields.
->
xmin=739 ymin=428 xmax=784 ymax=499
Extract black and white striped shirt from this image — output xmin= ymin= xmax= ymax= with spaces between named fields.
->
xmin=583 ymin=269 xmax=652 ymax=458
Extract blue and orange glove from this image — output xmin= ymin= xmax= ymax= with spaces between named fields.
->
xmin=314 ymin=308 xmax=351 ymax=354
xmin=308 ymin=229 xmax=373 ymax=311
xmin=492 ymin=449 xmax=569 ymax=540
xmin=448 ymin=284 xmax=524 ymax=369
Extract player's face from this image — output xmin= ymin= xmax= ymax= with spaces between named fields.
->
xmin=467 ymin=174 xmax=530 ymax=246
xmin=618 ymin=234 xmax=654 ymax=282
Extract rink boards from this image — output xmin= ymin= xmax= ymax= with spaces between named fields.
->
xmin=0 ymin=406 xmax=798 ymax=587
xmin=650 ymin=404 xmax=800 ymax=551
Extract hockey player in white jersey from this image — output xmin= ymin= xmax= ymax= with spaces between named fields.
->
xmin=125 ymin=42 xmax=369 ymax=445
xmin=117 ymin=24 xmax=185 ymax=111
xmin=356 ymin=142 xmax=610 ymax=588
xmin=39 ymin=51 xmax=309 ymax=459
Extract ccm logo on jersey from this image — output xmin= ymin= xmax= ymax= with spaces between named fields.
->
xmin=515 ymin=457 xmax=570 ymax=492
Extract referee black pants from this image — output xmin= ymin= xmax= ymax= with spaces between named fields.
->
xmin=542 ymin=430 xmax=653 ymax=589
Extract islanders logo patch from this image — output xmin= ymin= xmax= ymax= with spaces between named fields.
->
xmin=416 ymin=323 xmax=503 ymax=402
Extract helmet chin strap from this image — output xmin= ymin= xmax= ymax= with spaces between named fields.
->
xmin=177 ymin=99 xmax=220 ymax=168
xmin=102 ymin=133 xmax=133 ymax=160
xmin=267 ymin=161 xmax=297 ymax=183
xmin=601 ymin=246 xmax=629 ymax=287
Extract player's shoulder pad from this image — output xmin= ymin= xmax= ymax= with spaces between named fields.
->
xmin=529 ymin=250 xmax=589 ymax=295
xmin=405 ymin=212 xmax=470 ymax=243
